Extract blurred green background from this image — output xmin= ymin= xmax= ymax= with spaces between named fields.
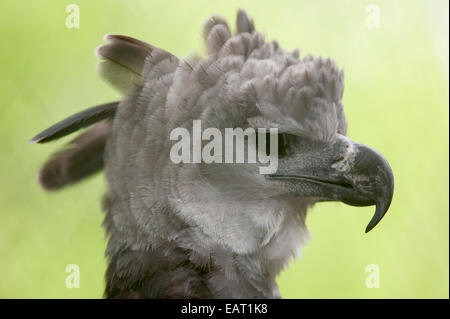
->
xmin=0 ymin=0 xmax=448 ymax=298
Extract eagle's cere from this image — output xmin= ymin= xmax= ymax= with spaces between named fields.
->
xmin=30 ymin=10 xmax=394 ymax=298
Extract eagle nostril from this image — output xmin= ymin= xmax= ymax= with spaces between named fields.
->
xmin=333 ymin=156 xmax=345 ymax=164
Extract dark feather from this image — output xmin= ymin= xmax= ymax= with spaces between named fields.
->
xmin=38 ymin=121 xmax=111 ymax=191
xmin=236 ymin=9 xmax=255 ymax=34
xmin=29 ymin=101 xmax=118 ymax=144
xmin=96 ymin=34 xmax=155 ymax=75
xmin=96 ymin=34 xmax=159 ymax=93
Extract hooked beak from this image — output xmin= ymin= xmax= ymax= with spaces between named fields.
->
xmin=266 ymin=135 xmax=394 ymax=232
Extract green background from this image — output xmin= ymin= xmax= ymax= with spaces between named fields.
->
xmin=0 ymin=0 xmax=448 ymax=298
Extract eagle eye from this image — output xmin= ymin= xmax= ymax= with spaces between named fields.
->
xmin=255 ymin=132 xmax=291 ymax=158
xmin=278 ymin=133 xmax=290 ymax=158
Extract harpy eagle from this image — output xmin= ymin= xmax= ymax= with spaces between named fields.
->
xmin=30 ymin=10 xmax=394 ymax=298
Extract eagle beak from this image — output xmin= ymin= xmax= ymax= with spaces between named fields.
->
xmin=266 ymin=135 xmax=394 ymax=232
xmin=347 ymin=143 xmax=394 ymax=233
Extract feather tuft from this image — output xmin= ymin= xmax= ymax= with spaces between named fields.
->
xmin=38 ymin=121 xmax=111 ymax=191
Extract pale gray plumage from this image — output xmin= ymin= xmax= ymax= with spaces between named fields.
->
xmin=31 ymin=10 xmax=394 ymax=298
